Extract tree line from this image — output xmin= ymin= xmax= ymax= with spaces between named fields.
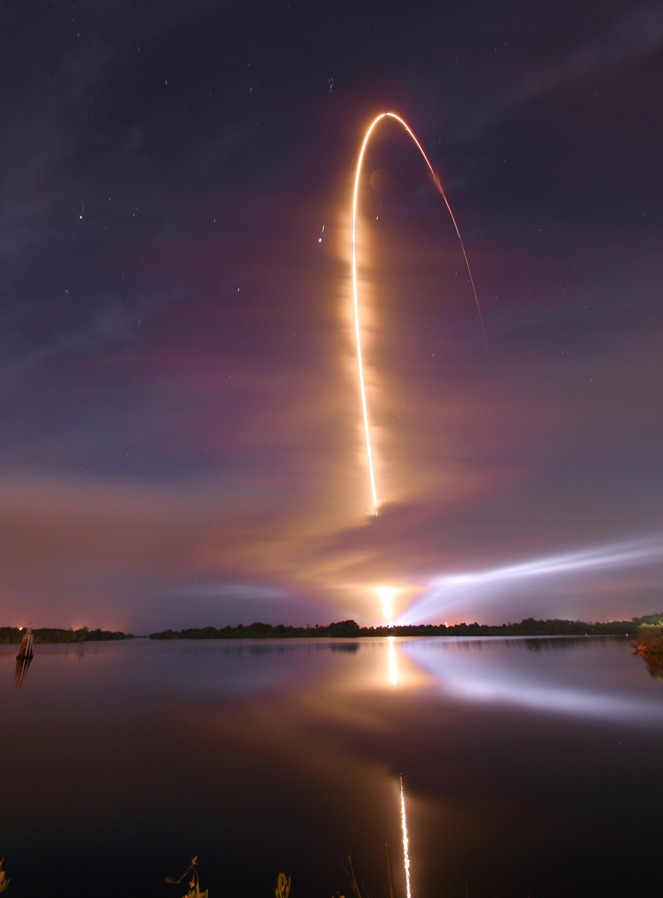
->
xmin=149 ymin=613 xmax=663 ymax=641
xmin=3 ymin=613 xmax=661 ymax=644
xmin=0 ymin=626 xmax=130 ymax=644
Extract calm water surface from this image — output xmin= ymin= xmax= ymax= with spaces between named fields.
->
xmin=2 ymin=636 xmax=662 ymax=897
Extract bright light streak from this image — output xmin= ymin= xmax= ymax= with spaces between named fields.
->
xmin=396 ymin=534 xmax=663 ymax=625
xmin=400 ymin=774 xmax=412 ymax=898
xmin=376 ymin=585 xmax=397 ymax=624
xmin=432 ymin=534 xmax=663 ymax=589
xmin=351 ymin=111 xmax=487 ymax=515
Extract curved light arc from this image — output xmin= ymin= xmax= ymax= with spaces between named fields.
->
xmin=351 ymin=111 xmax=486 ymax=516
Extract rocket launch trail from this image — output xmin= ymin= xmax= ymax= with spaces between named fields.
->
xmin=351 ymin=111 xmax=486 ymax=515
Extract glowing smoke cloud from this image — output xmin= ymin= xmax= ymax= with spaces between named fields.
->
xmin=376 ymin=585 xmax=396 ymax=624
xmin=396 ymin=534 xmax=663 ymax=626
xmin=351 ymin=111 xmax=487 ymax=515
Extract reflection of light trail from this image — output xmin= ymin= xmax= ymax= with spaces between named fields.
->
xmin=351 ymin=111 xmax=486 ymax=515
xmin=396 ymin=534 xmax=663 ymax=625
xmin=387 ymin=635 xmax=398 ymax=687
xmin=399 ymin=774 xmax=412 ymax=898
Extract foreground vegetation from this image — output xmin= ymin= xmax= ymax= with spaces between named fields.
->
xmin=633 ymin=624 xmax=663 ymax=680
xmin=0 ymin=626 xmax=130 ymax=644
xmin=0 ymin=856 xmax=365 ymax=898
xmin=164 ymin=854 xmax=383 ymax=898
xmin=635 ymin=623 xmax=663 ymax=654
xmin=150 ymin=612 xmax=663 ymax=641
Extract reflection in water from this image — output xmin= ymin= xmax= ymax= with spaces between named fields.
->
xmin=399 ymin=774 xmax=412 ymax=898
xmin=15 ymin=656 xmax=32 ymax=689
xmin=4 ymin=637 xmax=663 ymax=897
xmin=399 ymin=637 xmax=663 ymax=723
xmin=384 ymin=647 xmax=412 ymax=895
xmin=388 ymin=636 xmax=398 ymax=687
xmin=14 ymin=626 xmax=34 ymax=689
xmin=330 ymin=642 xmax=360 ymax=654
xmin=382 ymin=637 xmax=437 ymax=692
xmin=635 ymin=649 xmax=663 ymax=681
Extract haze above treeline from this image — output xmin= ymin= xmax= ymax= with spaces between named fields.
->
xmin=2 ymin=613 xmax=662 ymax=643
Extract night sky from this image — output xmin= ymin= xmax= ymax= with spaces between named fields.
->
xmin=2 ymin=0 xmax=662 ymax=632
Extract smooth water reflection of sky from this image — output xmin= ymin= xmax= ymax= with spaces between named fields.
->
xmin=399 ymin=637 xmax=663 ymax=724
xmin=13 ymin=636 xmax=661 ymax=724
xmin=3 ymin=637 xmax=663 ymax=898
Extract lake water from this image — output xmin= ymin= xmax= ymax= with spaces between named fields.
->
xmin=2 ymin=636 xmax=662 ymax=897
